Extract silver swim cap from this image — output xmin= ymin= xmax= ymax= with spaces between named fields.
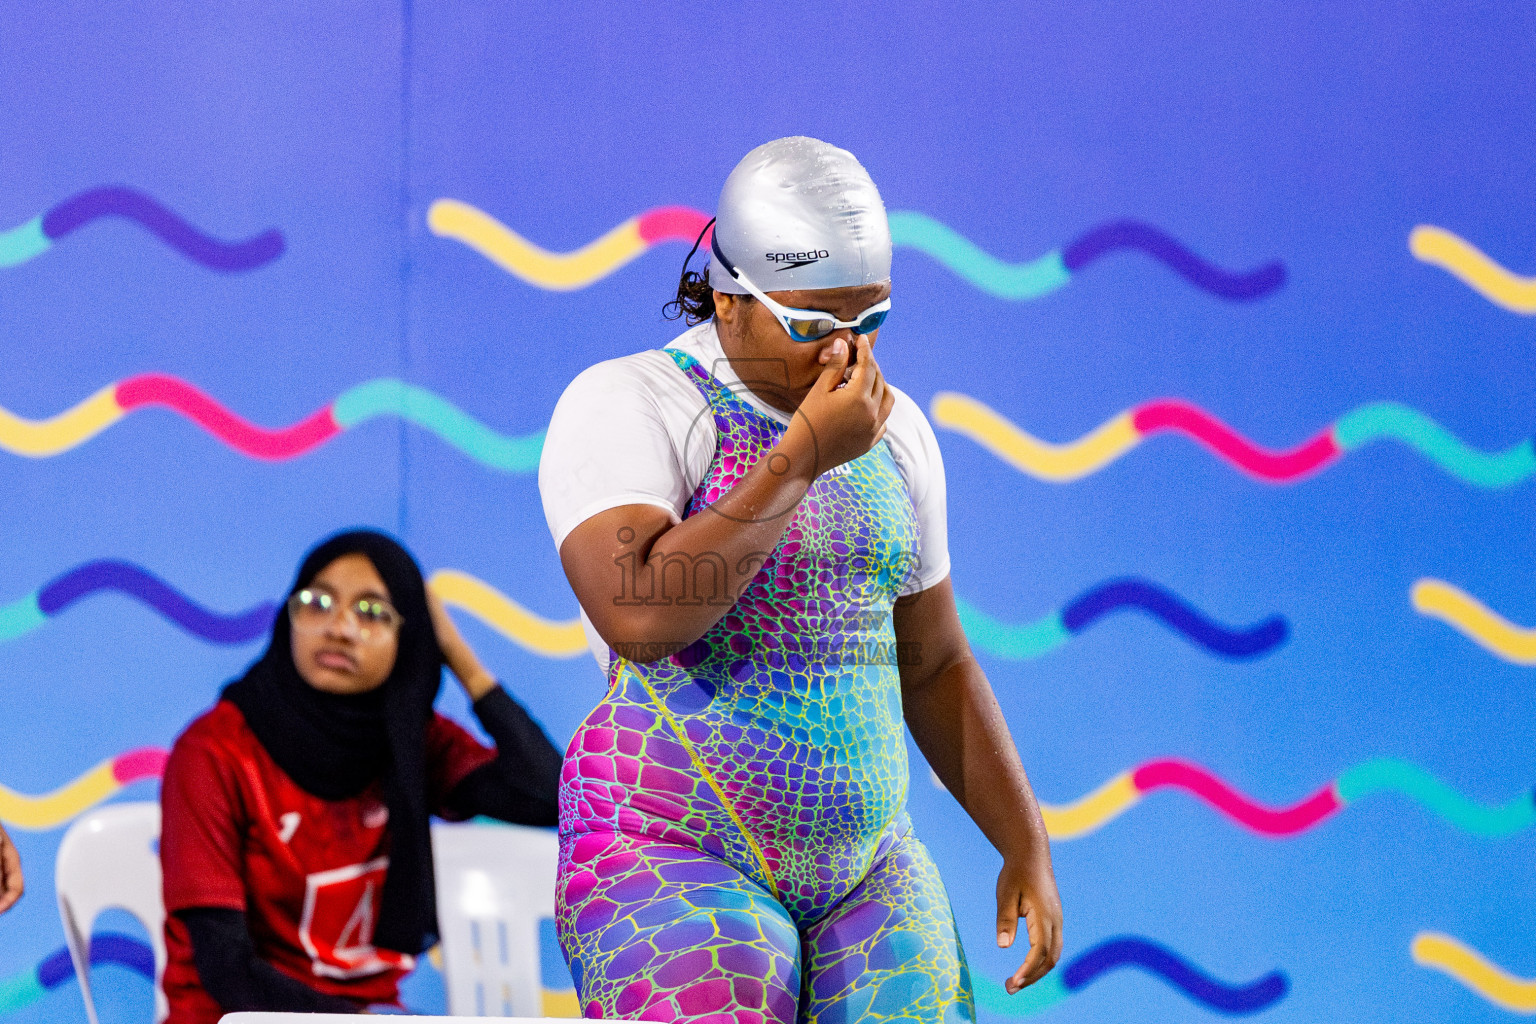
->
xmin=708 ymin=136 xmax=892 ymax=295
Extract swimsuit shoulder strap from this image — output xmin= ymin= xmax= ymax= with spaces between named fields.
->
xmin=665 ymin=347 xmax=739 ymax=410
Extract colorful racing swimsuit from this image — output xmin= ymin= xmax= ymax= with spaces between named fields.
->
xmin=556 ymin=351 xmax=974 ymax=1024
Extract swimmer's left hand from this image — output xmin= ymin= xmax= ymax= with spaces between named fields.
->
xmin=996 ymin=853 xmax=1062 ymax=993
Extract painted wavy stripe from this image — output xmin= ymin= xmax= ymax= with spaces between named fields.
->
xmin=0 ymin=375 xmax=544 ymax=471
xmin=1133 ymin=400 xmax=1341 ymax=481
xmin=1334 ymin=403 xmax=1536 ymax=489
xmin=1038 ymin=773 xmax=1139 ymax=838
xmin=932 ymin=392 xmax=1535 ymax=488
xmin=1413 ymin=932 xmax=1536 ymax=1013
xmin=0 ymin=933 xmax=154 ymax=1015
xmin=429 ymin=199 xmax=1283 ymax=302
xmin=0 ymin=748 xmax=167 ymax=830
xmin=0 ymin=186 xmax=282 ymax=272
xmin=0 ymin=558 xmax=577 ymax=664
xmin=1411 ymin=225 xmax=1536 ymax=315
xmin=956 ymin=579 xmax=1287 ymax=662
xmin=428 ymin=570 xmax=586 ymax=658
xmin=1335 ymin=759 xmax=1536 ymax=837
xmin=972 ymin=935 xmax=1286 ymax=1016
xmin=1040 ymin=757 xmax=1534 ymax=840
xmin=886 ymin=212 xmax=1072 ymax=300
xmin=1131 ymin=760 xmax=1342 ymax=836
xmin=334 ymin=380 xmax=544 ymax=471
xmin=1061 ymin=221 xmax=1286 ymax=300
xmin=971 ymin=969 xmax=1073 ymax=1016
xmin=427 ymin=199 xmax=712 ymax=291
xmin=0 ymin=560 xmax=274 ymax=647
xmin=1412 ymin=578 xmax=1536 ymax=665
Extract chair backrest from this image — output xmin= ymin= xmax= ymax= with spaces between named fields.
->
xmin=430 ymin=822 xmax=560 ymax=1018
xmin=55 ymin=801 xmax=167 ymax=1024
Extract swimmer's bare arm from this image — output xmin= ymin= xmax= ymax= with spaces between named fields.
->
xmin=895 ymin=578 xmax=1063 ymax=993
xmin=559 ymin=335 xmax=894 ymax=662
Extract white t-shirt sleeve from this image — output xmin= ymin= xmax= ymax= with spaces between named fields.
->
xmin=538 ymin=352 xmax=705 ymax=550
xmin=884 ymin=386 xmax=952 ymax=595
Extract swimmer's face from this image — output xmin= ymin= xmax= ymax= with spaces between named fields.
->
xmin=290 ymin=553 xmax=399 ymax=696
xmin=714 ymin=281 xmax=891 ymax=413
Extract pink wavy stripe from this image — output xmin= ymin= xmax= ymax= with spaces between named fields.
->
xmin=1131 ymin=759 xmax=1343 ymax=835
xmin=1132 ymin=400 xmax=1342 ymax=482
xmin=115 ymin=374 xmax=341 ymax=460
xmin=637 ymin=206 xmax=712 ymax=245
xmin=110 ymin=747 xmax=169 ymax=785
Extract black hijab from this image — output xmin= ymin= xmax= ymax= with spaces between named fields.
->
xmin=223 ymin=530 xmax=443 ymax=955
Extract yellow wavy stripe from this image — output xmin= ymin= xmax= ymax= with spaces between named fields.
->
xmin=0 ymin=760 xmax=121 ymax=830
xmin=428 ymin=569 xmax=587 ymax=658
xmin=0 ymin=385 xmax=123 ymax=457
xmin=427 ymin=199 xmax=647 ymax=291
xmin=541 ymin=990 xmax=581 ymax=1017
xmin=930 ymin=392 xmax=1140 ymax=482
xmin=1410 ymin=225 xmax=1536 ymax=315
xmin=1412 ymin=578 xmax=1536 ymax=666
xmin=1040 ymin=772 xmax=1140 ymax=838
xmin=1413 ymin=932 xmax=1536 ymax=1013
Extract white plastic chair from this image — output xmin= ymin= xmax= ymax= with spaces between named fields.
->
xmin=56 ymin=801 xmax=167 ymax=1024
xmin=430 ymin=822 xmax=565 ymax=1017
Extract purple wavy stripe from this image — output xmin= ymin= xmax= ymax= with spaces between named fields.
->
xmin=37 ymin=560 xmax=275 ymax=644
xmin=1061 ymin=220 xmax=1285 ymax=300
xmin=1061 ymin=578 xmax=1287 ymax=660
xmin=40 ymin=186 xmax=284 ymax=272
xmin=1062 ymin=936 xmax=1288 ymax=1015
xmin=37 ymin=934 xmax=155 ymax=989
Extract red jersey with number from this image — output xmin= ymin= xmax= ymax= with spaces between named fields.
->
xmin=159 ymin=699 xmax=495 ymax=1024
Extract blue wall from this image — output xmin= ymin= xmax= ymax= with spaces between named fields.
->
xmin=2 ymin=3 xmax=1533 ymax=1022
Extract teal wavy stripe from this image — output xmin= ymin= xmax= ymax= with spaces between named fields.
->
xmin=955 ymin=598 xmax=1071 ymax=660
xmin=888 ymin=212 xmax=1071 ymax=300
xmin=0 ymin=970 xmax=45 ymax=1015
xmin=0 ymin=595 xmax=45 ymax=644
xmin=333 ymin=379 xmax=545 ymax=472
xmin=0 ymin=217 xmax=50 ymax=269
xmin=1333 ymin=402 xmax=1536 ymax=489
xmin=971 ymin=973 xmax=1069 ymax=1016
xmin=1335 ymin=758 xmax=1536 ymax=838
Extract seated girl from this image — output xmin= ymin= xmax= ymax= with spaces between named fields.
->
xmin=159 ymin=530 xmax=560 ymax=1023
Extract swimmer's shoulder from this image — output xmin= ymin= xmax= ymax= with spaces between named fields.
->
xmin=884 ymin=382 xmax=942 ymax=455
xmin=554 ymin=349 xmax=690 ymax=408
xmin=552 ymin=327 xmax=710 ymax=421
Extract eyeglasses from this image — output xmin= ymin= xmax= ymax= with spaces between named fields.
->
xmin=711 ymin=234 xmax=890 ymax=343
xmin=287 ymin=587 xmax=403 ymax=642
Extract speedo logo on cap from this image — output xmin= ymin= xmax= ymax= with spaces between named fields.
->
xmin=766 ymin=249 xmax=831 ymax=271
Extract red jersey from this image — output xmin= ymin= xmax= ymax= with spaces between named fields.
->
xmin=159 ymin=699 xmax=495 ymax=1024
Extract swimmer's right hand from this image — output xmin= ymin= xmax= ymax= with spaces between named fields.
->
xmin=785 ymin=335 xmax=894 ymax=477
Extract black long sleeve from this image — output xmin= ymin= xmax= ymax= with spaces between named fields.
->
xmin=442 ymin=684 xmax=561 ymax=825
xmin=179 ymin=907 xmax=360 ymax=1014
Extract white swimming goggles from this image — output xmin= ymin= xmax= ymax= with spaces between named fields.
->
xmin=711 ymin=233 xmax=891 ymax=343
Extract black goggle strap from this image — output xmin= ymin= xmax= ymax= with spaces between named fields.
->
xmin=681 ymin=217 xmax=717 ymax=277
xmin=709 ymin=229 xmax=741 ymax=282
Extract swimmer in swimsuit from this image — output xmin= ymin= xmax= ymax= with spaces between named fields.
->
xmin=538 ymin=137 xmax=1062 ymax=1024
